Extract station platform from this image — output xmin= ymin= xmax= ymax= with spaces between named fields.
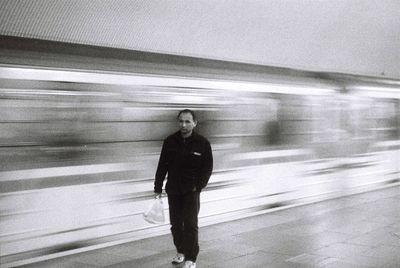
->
xmin=18 ymin=185 xmax=399 ymax=268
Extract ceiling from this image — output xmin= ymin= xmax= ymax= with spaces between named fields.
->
xmin=0 ymin=0 xmax=399 ymax=79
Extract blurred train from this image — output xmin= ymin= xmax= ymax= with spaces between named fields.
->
xmin=0 ymin=51 xmax=399 ymax=266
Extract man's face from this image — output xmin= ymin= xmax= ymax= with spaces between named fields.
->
xmin=178 ymin=112 xmax=197 ymax=136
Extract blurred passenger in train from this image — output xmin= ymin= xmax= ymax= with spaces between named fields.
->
xmin=154 ymin=109 xmax=213 ymax=268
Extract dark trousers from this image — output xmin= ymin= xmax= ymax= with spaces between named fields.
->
xmin=168 ymin=191 xmax=200 ymax=262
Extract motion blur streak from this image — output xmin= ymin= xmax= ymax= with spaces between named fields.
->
xmin=0 ymin=65 xmax=399 ymax=266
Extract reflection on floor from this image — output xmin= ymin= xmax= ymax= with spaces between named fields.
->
xmin=20 ymin=185 xmax=400 ymax=268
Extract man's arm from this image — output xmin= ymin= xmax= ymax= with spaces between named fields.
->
xmin=154 ymin=140 xmax=168 ymax=194
xmin=196 ymin=140 xmax=213 ymax=191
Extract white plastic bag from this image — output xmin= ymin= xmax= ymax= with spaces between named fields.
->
xmin=143 ymin=197 xmax=165 ymax=224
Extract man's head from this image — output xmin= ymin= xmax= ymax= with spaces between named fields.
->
xmin=177 ymin=109 xmax=197 ymax=138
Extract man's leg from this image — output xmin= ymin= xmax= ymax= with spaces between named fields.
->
xmin=168 ymin=194 xmax=184 ymax=254
xmin=182 ymin=191 xmax=200 ymax=262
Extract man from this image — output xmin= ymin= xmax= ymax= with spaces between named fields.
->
xmin=154 ymin=109 xmax=213 ymax=268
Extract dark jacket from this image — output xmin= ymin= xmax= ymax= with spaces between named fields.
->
xmin=154 ymin=131 xmax=213 ymax=194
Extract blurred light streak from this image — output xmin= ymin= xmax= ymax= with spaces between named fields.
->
xmin=0 ymin=162 xmax=146 ymax=182
xmin=0 ymin=66 xmax=336 ymax=95
xmin=350 ymin=85 xmax=400 ymax=99
xmin=231 ymin=149 xmax=311 ymax=161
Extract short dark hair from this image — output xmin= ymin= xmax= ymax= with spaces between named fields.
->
xmin=177 ymin=109 xmax=197 ymax=122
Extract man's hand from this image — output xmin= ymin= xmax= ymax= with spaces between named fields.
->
xmin=154 ymin=193 xmax=162 ymax=199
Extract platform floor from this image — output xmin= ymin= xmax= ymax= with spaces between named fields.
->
xmin=20 ymin=186 xmax=400 ymax=268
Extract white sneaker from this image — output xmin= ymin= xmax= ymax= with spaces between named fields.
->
xmin=183 ymin=260 xmax=196 ymax=268
xmin=171 ymin=253 xmax=185 ymax=264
